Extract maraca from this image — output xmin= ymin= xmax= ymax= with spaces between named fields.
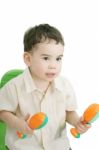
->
xmin=17 ymin=112 xmax=48 ymax=139
xmin=70 ymin=103 xmax=99 ymax=138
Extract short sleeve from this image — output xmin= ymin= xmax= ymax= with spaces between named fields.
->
xmin=0 ymin=81 xmax=18 ymax=112
xmin=64 ymin=79 xmax=78 ymax=111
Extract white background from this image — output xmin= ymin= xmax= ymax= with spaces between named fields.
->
xmin=0 ymin=0 xmax=99 ymax=149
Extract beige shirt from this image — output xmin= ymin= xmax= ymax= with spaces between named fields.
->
xmin=0 ymin=68 xmax=77 ymax=150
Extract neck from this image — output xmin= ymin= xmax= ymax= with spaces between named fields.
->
xmin=34 ymin=79 xmax=50 ymax=92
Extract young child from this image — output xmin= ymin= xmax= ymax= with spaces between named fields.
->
xmin=0 ymin=24 xmax=90 ymax=150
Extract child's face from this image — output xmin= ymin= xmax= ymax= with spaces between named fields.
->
xmin=24 ymin=39 xmax=64 ymax=82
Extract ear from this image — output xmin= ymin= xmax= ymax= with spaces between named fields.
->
xmin=23 ymin=52 xmax=31 ymax=67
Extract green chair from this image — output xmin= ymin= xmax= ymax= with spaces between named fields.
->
xmin=0 ymin=69 xmax=23 ymax=150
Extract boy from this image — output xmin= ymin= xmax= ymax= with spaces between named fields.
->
xmin=0 ymin=24 xmax=90 ymax=150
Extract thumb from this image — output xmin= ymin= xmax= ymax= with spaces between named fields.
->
xmin=80 ymin=116 xmax=84 ymax=122
xmin=80 ymin=116 xmax=86 ymax=124
xmin=24 ymin=113 xmax=30 ymax=121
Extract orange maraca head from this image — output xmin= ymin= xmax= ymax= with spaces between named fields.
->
xmin=28 ymin=112 xmax=48 ymax=129
xmin=83 ymin=103 xmax=99 ymax=123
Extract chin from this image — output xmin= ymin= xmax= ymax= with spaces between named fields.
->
xmin=48 ymin=79 xmax=54 ymax=82
xmin=47 ymin=77 xmax=56 ymax=82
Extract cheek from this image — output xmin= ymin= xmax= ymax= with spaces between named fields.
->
xmin=55 ymin=64 xmax=62 ymax=76
xmin=57 ymin=63 xmax=62 ymax=71
xmin=32 ymin=62 xmax=47 ymax=73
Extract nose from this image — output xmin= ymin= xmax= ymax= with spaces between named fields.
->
xmin=48 ymin=61 xmax=57 ymax=69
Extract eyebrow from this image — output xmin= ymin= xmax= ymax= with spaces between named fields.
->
xmin=41 ymin=54 xmax=63 ymax=57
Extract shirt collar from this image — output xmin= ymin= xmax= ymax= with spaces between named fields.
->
xmin=23 ymin=68 xmax=37 ymax=93
xmin=51 ymin=76 xmax=65 ymax=93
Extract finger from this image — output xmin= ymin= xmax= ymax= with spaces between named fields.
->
xmin=26 ymin=125 xmax=34 ymax=134
xmin=77 ymin=124 xmax=91 ymax=134
xmin=80 ymin=123 xmax=90 ymax=130
xmin=77 ymin=125 xmax=85 ymax=132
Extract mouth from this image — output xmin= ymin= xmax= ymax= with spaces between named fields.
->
xmin=45 ymin=73 xmax=56 ymax=78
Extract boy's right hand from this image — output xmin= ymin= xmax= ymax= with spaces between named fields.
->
xmin=16 ymin=114 xmax=34 ymax=135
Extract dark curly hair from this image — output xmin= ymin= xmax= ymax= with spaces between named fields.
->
xmin=23 ymin=24 xmax=64 ymax=52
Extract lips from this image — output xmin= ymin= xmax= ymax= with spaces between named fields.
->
xmin=46 ymin=73 xmax=56 ymax=78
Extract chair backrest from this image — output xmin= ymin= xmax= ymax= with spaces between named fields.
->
xmin=0 ymin=69 xmax=23 ymax=88
xmin=0 ymin=69 xmax=23 ymax=150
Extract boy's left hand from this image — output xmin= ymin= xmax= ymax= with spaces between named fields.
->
xmin=75 ymin=116 xmax=91 ymax=134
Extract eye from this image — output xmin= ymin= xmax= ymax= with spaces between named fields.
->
xmin=56 ymin=57 xmax=62 ymax=61
xmin=43 ymin=57 xmax=49 ymax=60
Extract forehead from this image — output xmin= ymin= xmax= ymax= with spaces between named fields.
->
xmin=33 ymin=39 xmax=64 ymax=55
